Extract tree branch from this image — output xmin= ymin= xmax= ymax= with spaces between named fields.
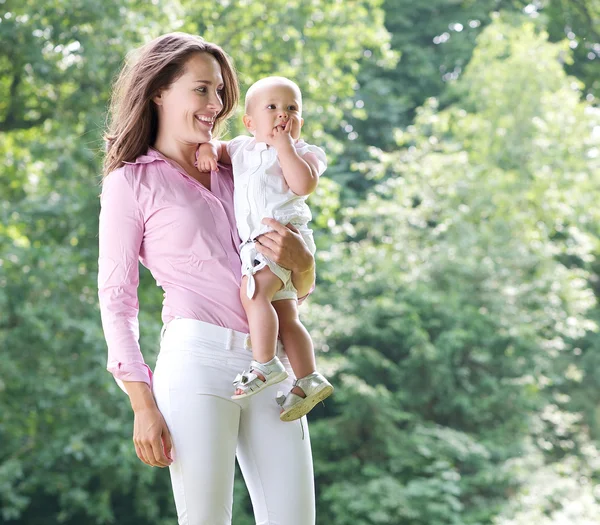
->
xmin=0 ymin=114 xmax=53 ymax=132
xmin=0 ymin=68 xmax=52 ymax=132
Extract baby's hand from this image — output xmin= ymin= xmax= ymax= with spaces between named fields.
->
xmin=196 ymin=142 xmax=219 ymax=172
xmin=268 ymin=120 xmax=294 ymax=150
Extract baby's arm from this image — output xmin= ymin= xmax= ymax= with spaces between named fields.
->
xmin=276 ymin=143 xmax=319 ymax=196
xmin=270 ymin=123 xmax=320 ymax=195
xmin=197 ymin=140 xmax=231 ymax=172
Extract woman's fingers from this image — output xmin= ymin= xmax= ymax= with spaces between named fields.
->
xmin=261 ymin=218 xmax=289 ymax=235
xmin=141 ymin=442 xmax=157 ymax=466
xmin=136 ymin=435 xmax=169 ymax=467
xmin=162 ymin=426 xmax=174 ymax=462
xmin=134 ymin=442 xmax=149 ymax=465
xmin=255 ymin=232 xmax=278 ymax=250
xmin=150 ymin=436 xmax=172 ymax=467
xmin=254 ymin=238 xmax=278 ymax=261
xmin=135 ymin=438 xmax=156 ymax=467
xmin=133 ymin=409 xmax=173 ymax=467
xmin=255 ymin=220 xmax=301 ymax=266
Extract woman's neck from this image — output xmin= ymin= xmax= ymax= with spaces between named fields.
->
xmin=153 ymin=132 xmax=198 ymax=171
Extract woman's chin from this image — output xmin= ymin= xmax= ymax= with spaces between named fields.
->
xmin=193 ymin=130 xmax=212 ymax=144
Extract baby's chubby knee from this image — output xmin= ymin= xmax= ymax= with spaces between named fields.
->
xmin=239 ymin=277 xmax=273 ymax=308
xmin=240 ymin=267 xmax=284 ymax=306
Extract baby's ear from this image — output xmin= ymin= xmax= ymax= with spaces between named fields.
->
xmin=242 ymin=114 xmax=254 ymax=132
xmin=300 ymin=117 xmax=304 ymax=129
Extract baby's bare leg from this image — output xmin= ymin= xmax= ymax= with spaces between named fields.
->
xmin=240 ymin=267 xmax=284 ymax=364
xmin=273 ymin=299 xmax=316 ymax=380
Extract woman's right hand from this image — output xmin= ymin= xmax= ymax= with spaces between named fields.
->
xmin=132 ymin=407 xmax=173 ymax=467
xmin=123 ymin=381 xmax=173 ymax=467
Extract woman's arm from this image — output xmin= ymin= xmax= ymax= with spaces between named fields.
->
xmin=98 ymin=169 xmax=172 ymax=467
xmin=98 ymin=170 xmax=152 ymax=386
xmin=255 ymin=218 xmax=316 ymax=297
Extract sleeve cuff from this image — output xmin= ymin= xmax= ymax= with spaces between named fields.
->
xmin=107 ymin=361 xmax=153 ymax=394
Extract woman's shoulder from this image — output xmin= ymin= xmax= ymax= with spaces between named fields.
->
xmin=103 ymin=163 xmax=134 ymax=188
xmin=102 ymin=155 xmax=162 ymax=205
xmin=104 ymin=150 xmax=162 ymax=184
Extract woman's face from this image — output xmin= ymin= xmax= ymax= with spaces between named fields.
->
xmin=154 ymin=52 xmax=224 ymax=145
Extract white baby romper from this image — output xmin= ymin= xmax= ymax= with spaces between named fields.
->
xmin=226 ymin=136 xmax=327 ymax=300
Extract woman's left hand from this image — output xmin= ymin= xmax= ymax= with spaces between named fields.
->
xmin=255 ymin=219 xmax=313 ymax=273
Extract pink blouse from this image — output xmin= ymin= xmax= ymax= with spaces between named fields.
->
xmin=98 ymin=148 xmax=250 ymax=387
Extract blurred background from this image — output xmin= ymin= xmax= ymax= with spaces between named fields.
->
xmin=1 ymin=0 xmax=600 ymax=523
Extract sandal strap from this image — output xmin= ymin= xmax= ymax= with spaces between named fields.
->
xmin=233 ymin=370 xmax=265 ymax=391
xmin=294 ymin=372 xmax=327 ymax=394
xmin=233 ymin=357 xmax=287 ymax=395
xmin=276 ymin=390 xmax=304 ymax=410
xmin=278 ymin=372 xmax=331 ymax=408
xmin=275 ymin=391 xmax=287 ymax=407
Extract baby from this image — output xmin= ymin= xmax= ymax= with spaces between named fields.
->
xmin=197 ymin=76 xmax=333 ymax=421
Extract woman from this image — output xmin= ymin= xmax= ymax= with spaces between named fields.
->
xmin=99 ymin=32 xmax=317 ymax=525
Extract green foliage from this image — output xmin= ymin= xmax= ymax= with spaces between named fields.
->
xmin=303 ymin=12 xmax=600 ymax=525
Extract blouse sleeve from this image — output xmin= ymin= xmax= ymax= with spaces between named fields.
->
xmin=97 ymin=167 xmax=153 ymax=393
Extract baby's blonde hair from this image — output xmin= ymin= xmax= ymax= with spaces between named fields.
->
xmin=244 ymin=76 xmax=302 ymax=113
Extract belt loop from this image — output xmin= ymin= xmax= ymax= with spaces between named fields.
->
xmin=160 ymin=324 xmax=167 ymax=341
xmin=225 ymin=329 xmax=233 ymax=351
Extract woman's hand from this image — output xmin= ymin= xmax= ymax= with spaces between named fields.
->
xmin=132 ymin=407 xmax=173 ymax=468
xmin=255 ymin=219 xmax=315 ymax=297
xmin=123 ymin=381 xmax=173 ymax=468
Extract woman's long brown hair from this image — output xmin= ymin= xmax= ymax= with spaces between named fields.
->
xmin=103 ymin=32 xmax=239 ymax=177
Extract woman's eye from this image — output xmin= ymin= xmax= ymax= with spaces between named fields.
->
xmin=195 ymin=87 xmax=207 ymax=94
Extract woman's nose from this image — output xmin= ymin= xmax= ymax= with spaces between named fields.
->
xmin=208 ymin=91 xmax=224 ymax=112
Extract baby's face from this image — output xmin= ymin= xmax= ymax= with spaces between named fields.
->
xmin=245 ymin=84 xmax=303 ymax=143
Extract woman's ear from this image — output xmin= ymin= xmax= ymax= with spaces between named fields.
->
xmin=152 ymin=90 xmax=164 ymax=106
xmin=243 ymin=114 xmax=254 ymax=132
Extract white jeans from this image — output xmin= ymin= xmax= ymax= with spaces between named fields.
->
xmin=152 ymin=318 xmax=315 ymax=525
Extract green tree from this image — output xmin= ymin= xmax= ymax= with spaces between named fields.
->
xmin=305 ymin=15 xmax=600 ymax=524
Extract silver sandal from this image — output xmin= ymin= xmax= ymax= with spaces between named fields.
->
xmin=231 ymin=357 xmax=288 ymax=400
xmin=276 ymin=372 xmax=334 ymax=421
